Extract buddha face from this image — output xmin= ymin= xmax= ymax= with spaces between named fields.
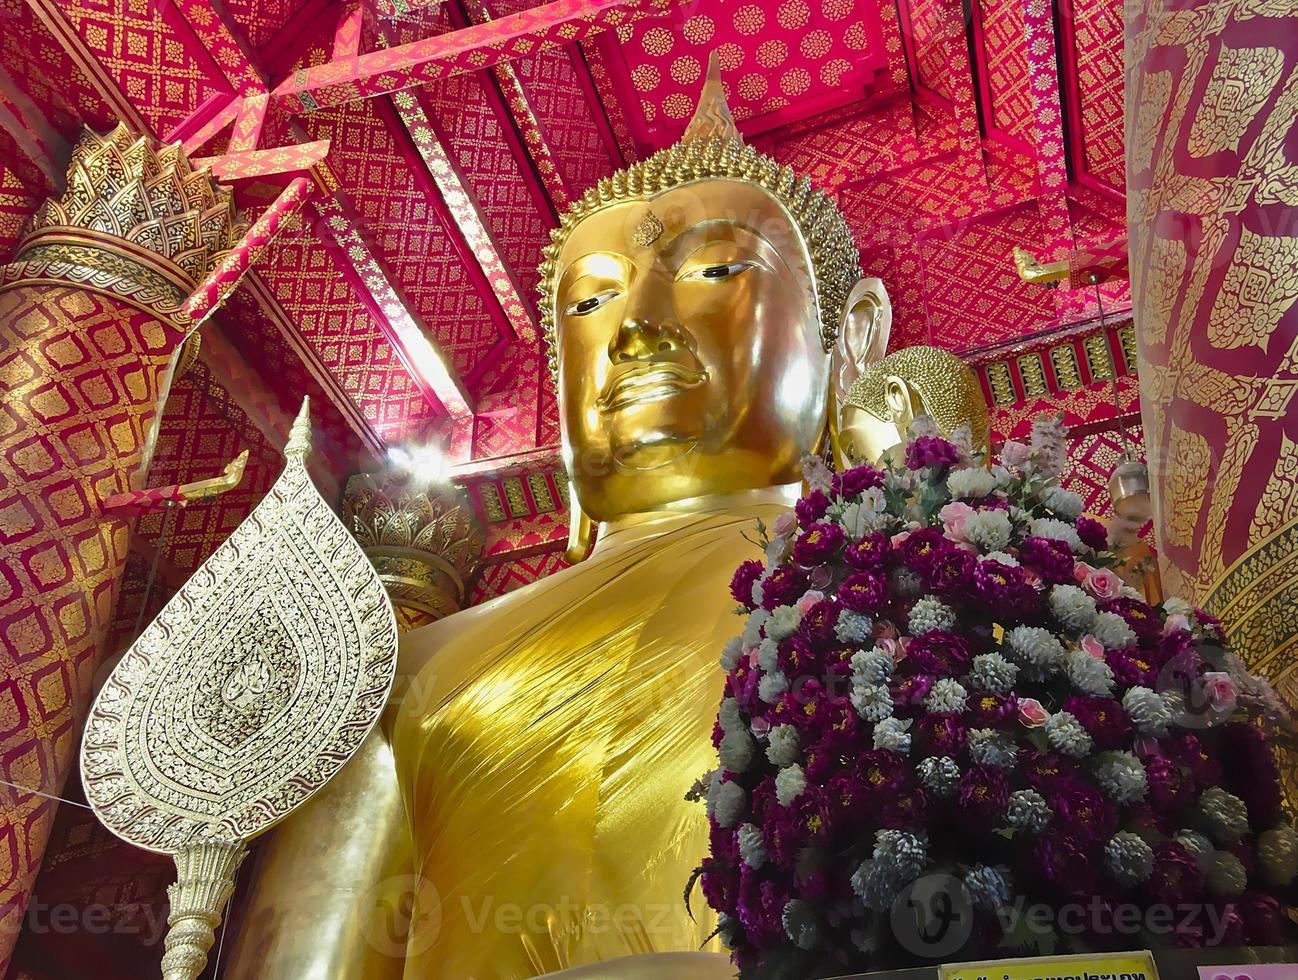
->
xmin=553 ymin=180 xmax=829 ymax=521
xmin=838 ymin=398 xmax=914 ymax=465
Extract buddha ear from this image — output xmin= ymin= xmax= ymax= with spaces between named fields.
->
xmin=832 ymin=278 xmax=892 ymax=406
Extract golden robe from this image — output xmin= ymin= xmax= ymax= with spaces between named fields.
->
xmin=391 ymin=489 xmax=795 ymax=979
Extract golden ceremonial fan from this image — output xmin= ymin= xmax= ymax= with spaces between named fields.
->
xmin=80 ymin=398 xmax=399 ymax=980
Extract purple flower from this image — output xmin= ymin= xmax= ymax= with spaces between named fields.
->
xmin=1106 ymin=648 xmax=1158 ymax=689
xmin=917 ymin=713 xmax=968 ymax=756
xmin=1240 ymin=891 xmax=1286 ymax=945
xmin=923 ymin=547 xmax=976 ymax=595
xmin=898 ymin=527 xmax=949 ymax=573
xmin=834 ymin=463 xmax=885 ymax=497
xmin=798 ymin=598 xmax=841 ymax=649
xmin=1034 ymin=830 xmax=1099 ymax=897
xmin=974 ymin=559 xmax=1037 ymax=614
xmin=967 ymin=691 xmax=1018 ymax=727
xmin=1145 ymin=841 xmax=1204 ymax=905
xmin=792 ymin=521 xmax=845 ymax=565
xmin=1143 ymin=754 xmax=1190 ymax=814
xmin=858 ymin=748 xmax=909 ymax=797
xmin=878 ymin=782 xmax=930 ymax=830
xmin=1075 ymin=515 xmax=1109 ymax=551
xmin=845 ymin=531 xmax=891 ymax=570
xmin=730 ymin=559 xmax=763 ymax=608
xmin=890 ymin=672 xmax=935 ymax=714
xmin=1220 ymin=722 xmax=1283 ymax=824
xmin=1021 ymin=749 xmax=1080 ymax=792
xmin=957 ymin=764 xmax=1009 ymax=826
xmin=906 ymin=435 xmax=960 ymax=470
xmin=699 ymin=856 xmax=737 ymax=914
xmin=1050 ymin=780 xmax=1117 ymax=846
xmin=840 ymin=570 xmax=889 ymax=613
xmin=795 ymin=489 xmax=830 ymax=524
xmin=907 ymin=630 xmax=972 ymax=678
xmin=1019 ymin=536 xmax=1076 ymax=586
xmin=760 ymin=565 xmax=808 ymax=611
xmin=1061 ymin=695 xmax=1131 ymax=750
xmin=1163 ymin=731 xmax=1223 ymax=789
xmin=1103 ymin=596 xmax=1160 ymax=645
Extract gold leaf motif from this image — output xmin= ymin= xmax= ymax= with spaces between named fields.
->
xmin=1187 ymin=45 xmax=1284 ymax=157
xmin=1207 ymin=227 xmax=1298 ymax=350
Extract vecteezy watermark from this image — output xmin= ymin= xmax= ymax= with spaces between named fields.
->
xmin=892 ymin=875 xmax=1238 ymax=959
xmin=24 ymin=898 xmax=169 ymax=946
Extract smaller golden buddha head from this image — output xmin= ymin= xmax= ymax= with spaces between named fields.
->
xmin=837 ymin=346 xmax=990 ymax=466
xmin=539 ymin=56 xmax=879 ymax=523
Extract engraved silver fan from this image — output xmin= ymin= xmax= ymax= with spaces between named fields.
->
xmin=80 ymin=398 xmax=399 ymax=980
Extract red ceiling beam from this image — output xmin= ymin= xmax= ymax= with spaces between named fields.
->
xmin=272 ymin=0 xmax=676 ymax=113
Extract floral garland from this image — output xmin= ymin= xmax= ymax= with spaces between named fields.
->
xmin=694 ymin=417 xmax=1297 ymax=979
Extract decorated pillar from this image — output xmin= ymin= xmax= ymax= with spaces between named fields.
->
xmin=225 ymin=475 xmax=483 ymax=980
xmin=0 ymin=125 xmax=239 ymax=957
xmin=1127 ymin=2 xmax=1298 ymax=699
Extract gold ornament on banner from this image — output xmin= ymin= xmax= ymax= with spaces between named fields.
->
xmin=79 ymin=398 xmax=399 ymax=980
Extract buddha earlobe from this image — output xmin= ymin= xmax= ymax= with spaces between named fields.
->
xmin=564 ymin=481 xmax=594 ymax=564
xmin=832 ymin=277 xmax=892 ymax=410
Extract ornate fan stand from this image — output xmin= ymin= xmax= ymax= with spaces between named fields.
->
xmin=79 ymin=399 xmax=400 ymax=980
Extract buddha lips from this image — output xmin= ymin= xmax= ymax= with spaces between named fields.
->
xmin=695 ymin=415 xmax=1298 ymax=977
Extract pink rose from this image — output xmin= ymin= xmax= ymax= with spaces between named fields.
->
xmin=796 ymin=590 xmax=826 ymax=615
xmin=745 ymin=645 xmax=759 ymax=668
xmin=1083 ymin=566 xmax=1123 ymax=601
xmin=1079 ymin=634 xmax=1105 ymax=659
xmin=877 ymin=637 xmax=907 ymax=666
xmin=891 ymin=531 xmax=911 ymax=549
xmin=1002 ymin=440 xmax=1031 ymax=467
xmin=939 ymin=501 xmax=976 ymax=542
xmin=1073 ymin=561 xmax=1096 ymax=584
xmin=1163 ymin=613 xmax=1191 ymax=636
xmin=771 ymin=511 xmax=798 ymax=538
xmin=1203 ymin=671 xmax=1238 ymax=713
xmin=1018 ymin=698 xmax=1049 ymax=727
xmin=874 ymin=620 xmax=899 ymax=641
xmin=1022 ymin=567 xmax=1043 ymax=590
xmin=749 ymin=716 xmax=771 ymax=736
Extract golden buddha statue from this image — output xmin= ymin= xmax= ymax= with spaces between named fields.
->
xmin=227 ymin=57 xmax=988 ymax=980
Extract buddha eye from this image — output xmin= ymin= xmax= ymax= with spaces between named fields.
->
xmin=684 ymin=261 xmax=755 ymax=282
xmin=565 ymin=290 xmax=619 ymax=316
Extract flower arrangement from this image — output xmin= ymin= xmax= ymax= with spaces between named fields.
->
xmin=695 ymin=417 xmax=1297 ymax=978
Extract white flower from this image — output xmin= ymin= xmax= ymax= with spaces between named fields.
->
xmin=948 ymin=467 xmax=998 ymax=499
xmin=764 ymin=538 xmax=786 ymax=566
xmin=742 ymin=609 xmax=769 ymax=648
xmin=835 ymin=610 xmax=873 ymax=644
xmin=1105 ymin=832 xmax=1154 ymax=885
xmin=963 ymin=865 xmax=1012 ymax=911
xmin=710 ymin=777 xmax=746 ymax=828
xmin=1030 ymin=517 xmax=1084 ymax=553
xmin=775 ymin=764 xmax=807 ymax=806
xmin=1207 ymin=851 xmax=1248 ymax=896
xmin=759 ymin=670 xmax=789 ymax=703
xmin=843 ymin=493 xmax=889 ymax=537
xmin=719 ymin=729 xmax=756 ymax=773
xmin=969 ymin=728 xmax=1017 ymax=769
xmin=766 ymin=724 xmax=800 ymax=767
xmin=984 ymin=550 xmax=1020 ymax=566
xmin=1092 ymin=611 xmax=1137 ymax=649
xmin=966 ymin=510 xmax=1013 ymax=551
xmin=918 ymin=756 xmax=960 ymax=796
xmin=1174 ymin=830 xmax=1215 ymax=860
xmin=767 ymin=605 xmax=801 ymax=640
xmin=1006 ymin=789 xmax=1051 ymax=832
xmin=1042 ymin=486 xmax=1084 ymax=519
xmin=1162 ymin=596 xmax=1194 ymax=618
xmin=1198 ymin=787 xmax=1250 ymax=842
xmin=721 ymin=637 xmax=744 ymax=671
xmin=991 ymin=465 xmax=1014 ymax=488
xmin=1065 ymin=647 xmax=1115 ymax=696
xmin=852 ymin=648 xmax=894 ymax=687
xmin=757 ymin=637 xmax=780 ymax=672
xmin=1050 ymin=584 xmax=1098 ymax=631
xmin=852 ymin=831 xmax=929 ymax=911
xmin=874 ymin=717 xmax=912 ymax=754
xmin=782 ymin=899 xmax=820 ymax=950
xmin=1045 ymin=710 xmax=1093 ymax=757
xmin=751 ymin=575 xmax=767 ymax=607
xmin=719 ymin=697 xmax=744 ymax=733
xmin=1122 ymin=686 xmax=1171 ymax=736
xmin=1258 ymin=824 xmax=1298 ymax=886
xmin=1006 ymin=625 xmax=1065 ymax=671
xmin=969 ymin=652 xmax=1018 ymax=693
xmin=852 ymin=682 xmax=893 ymax=721
xmin=909 ymin=595 xmax=955 ymax=635
xmin=1094 ymin=751 xmax=1147 ymax=803
xmin=926 ymin=678 xmax=967 ymax=715
xmin=738 ymin=823 xmax=766 ymax=869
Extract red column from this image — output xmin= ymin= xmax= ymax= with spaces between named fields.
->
xmin=0 ymin=124 xmax=239 ymax=966
xmin=1128 ymin=4 xmax=1298 ymax=693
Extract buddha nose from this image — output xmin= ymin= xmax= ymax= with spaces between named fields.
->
xmin=608 ymin=316 xmax=689 ymax=363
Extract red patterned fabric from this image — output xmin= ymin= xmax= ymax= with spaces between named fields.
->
xmin=0 ymin=282 xmax=181 ymax=968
